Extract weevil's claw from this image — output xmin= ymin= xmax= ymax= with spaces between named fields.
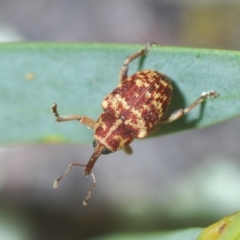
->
xmin=148 ymin=41 xmax=156 ymax=47
xmin=209 ymin=90 xmax=219 ymax=98
xmin=51 ymin=103 xmax=59 ymax=118
xmin=201 ymin=90 xmax=219 ymax=99
xmin=144 ymin=42 xmax=156 ymax=55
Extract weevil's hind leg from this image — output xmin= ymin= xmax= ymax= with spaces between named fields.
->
xmin=52 ymin=103 xmax=96 ymax=129
xmin=53 ymin=163 xmax=97 ymax=206
xmin=119 ymin=42 xmax=155 ymax=82
xmin=123 ymin=145 xmax=133 ymax=155
xmin=160 ymin=90 xmax=219 ymax=124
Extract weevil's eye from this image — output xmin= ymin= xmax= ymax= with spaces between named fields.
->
xmin=93 ymin=140 xmax=111 ymax=154
xmin=101 ymin=147 xmax=112 ymax=155
xmin=93 ymin=140 xmax=97 ymax=148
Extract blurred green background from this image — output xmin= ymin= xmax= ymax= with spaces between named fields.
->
xmin=0 ymin=1 xmax=240 ymax=240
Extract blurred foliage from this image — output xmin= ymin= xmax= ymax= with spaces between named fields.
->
xmin=181 ymin=4 xmax=240 ymax=49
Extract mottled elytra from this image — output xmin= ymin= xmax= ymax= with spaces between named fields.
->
xmin=51 ymin=43 xmax=218 ymax=205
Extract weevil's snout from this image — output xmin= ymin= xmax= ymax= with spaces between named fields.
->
xmin=84 ymin=149 xmax=101 ymax=176
xmin=84 ymin=141 xmax=112 ymax=176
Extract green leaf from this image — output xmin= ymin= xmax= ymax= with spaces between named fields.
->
xmin=0 ymin=43 xmax=239 ymax=143
xmin=91 ymin=228 xmax=202 ymax=240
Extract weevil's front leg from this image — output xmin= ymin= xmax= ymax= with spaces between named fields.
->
xmin=119 ymin=42 xmax=155 ymax=82
xmin=160 ymin=90 xmax=218 ymax=123
xmin=51 ymin=103 xmax=96 ymax=129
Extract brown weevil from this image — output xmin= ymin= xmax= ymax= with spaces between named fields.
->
xmin=51 ymin=43 xmax=218 ymax=205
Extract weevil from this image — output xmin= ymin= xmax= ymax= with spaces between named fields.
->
xmin=51 ymin=43 xmax=218 ymax=205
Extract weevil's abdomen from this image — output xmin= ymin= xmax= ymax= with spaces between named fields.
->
xmin=102 ymin=70 xmax=173 ymax=138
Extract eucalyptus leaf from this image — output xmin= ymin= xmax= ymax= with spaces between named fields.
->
xmin=0 ymin=43 xmax=239 ymax=143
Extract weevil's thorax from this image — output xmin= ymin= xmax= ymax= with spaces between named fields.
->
xmin=94 ymin=111 xmax=138 ymax=152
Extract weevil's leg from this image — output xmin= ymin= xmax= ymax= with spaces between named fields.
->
xmin=52 ymin=103 xmax=96 ymax=129
xmin=53 ymin=163 xmax=97 ymax=206
xmin=123 ymin=145 xmax=133 ymax=155
xmin=160 ymin=90 xmax=218 ymax=123
xmin=119 ymin=42 xmax=155 ymax=82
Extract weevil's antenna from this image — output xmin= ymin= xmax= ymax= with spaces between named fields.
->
xmin=53 ymin=162 xmax=87 ymax=189
xmin=82 ymin=144 xmax=103 ymax=205
xmin=53 ymin=143 xmax=104 ymax=205
xmin=83 ymin=171 xmax=96 ymax=206
xmin=53 ymin=163 xmax=97 ymax=206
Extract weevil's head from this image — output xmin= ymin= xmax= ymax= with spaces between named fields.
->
xmin=83 ymin=139 xmax=111 ymax=175
xmin=85 ymin=111 xmax=135 ymax=175
xmin=84 ymin=112 xmax=137 ymax=175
